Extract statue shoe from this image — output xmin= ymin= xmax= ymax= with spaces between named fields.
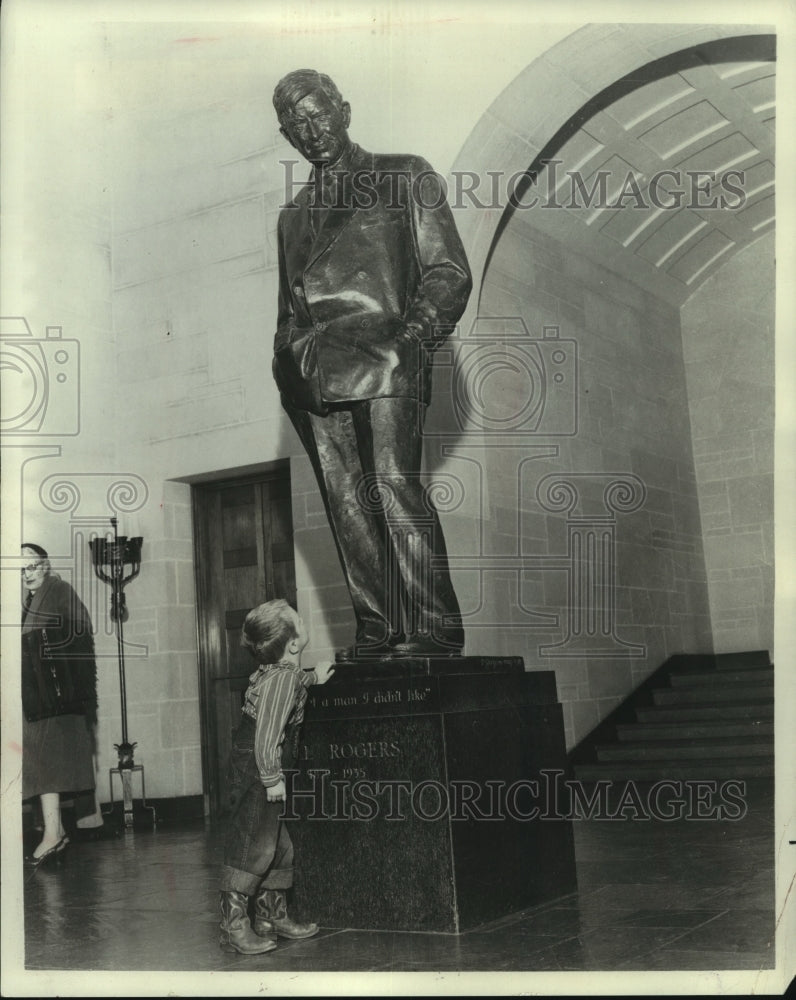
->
xmin=335 ymin=639 xmax=399 ymax=662
xmin=387 ymin=638 xmax=463 ymax=658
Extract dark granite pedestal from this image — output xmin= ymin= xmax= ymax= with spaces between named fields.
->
xmin=287 ymin=656 xmax=577 ymax=933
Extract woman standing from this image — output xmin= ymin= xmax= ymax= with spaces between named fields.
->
xmin=21 ymin=543 xmax=98 ymax=867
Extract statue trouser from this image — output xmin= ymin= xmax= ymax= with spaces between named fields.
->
xmin=286 ymin=395 xmax=464 ymax=653
xmin=219 ymin=717 xmax=316 ymax=952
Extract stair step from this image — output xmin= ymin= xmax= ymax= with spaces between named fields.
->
xmin=637 ymin=703 xmax=774 ymax=722
xmin=714 ymin=650 xmax=771 ymax=670
xmin=668 ymin=667 xmax=774 ymax=687
xmin=596 ymin=736 xmax=774 ymax=762
xmin=653 ymin=684 xmax=773 ymax=705
xmin=574 ymin=757 xmax=775 ymax=780
xmin=617 ymin=719 xmax=774 ymax=741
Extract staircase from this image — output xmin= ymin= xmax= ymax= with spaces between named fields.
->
xmin=570 ymin=651 xmax=774 ymax=781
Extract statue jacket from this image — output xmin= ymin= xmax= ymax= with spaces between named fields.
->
xmin=273 ymin=143 xmax=472 ymax=414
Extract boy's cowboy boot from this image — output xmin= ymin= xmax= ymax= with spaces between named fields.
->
xmin=219 ymin=890 xmax=277 ymax=954
xmin=253 ymin=887 xmax=319 ymax=940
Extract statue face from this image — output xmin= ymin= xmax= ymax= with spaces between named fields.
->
xmin=279 ymin=89 xmax=352 ymax=167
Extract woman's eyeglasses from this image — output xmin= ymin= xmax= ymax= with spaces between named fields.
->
xmin=21 ymin=561 xmax=44 ymax=574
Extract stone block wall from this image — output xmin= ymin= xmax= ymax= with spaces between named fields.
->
xmin=680 ymin=233 xmax=775 ymax=654
xmin=477 ymin=217 xmax=714 ymax=748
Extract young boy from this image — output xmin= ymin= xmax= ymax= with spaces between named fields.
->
xmin=219 ymin=598 xmax=334 ymax=955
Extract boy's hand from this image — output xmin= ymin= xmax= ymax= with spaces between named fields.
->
xmin=266 ymin=778 xmax=286 ymax=802
xmin=314 ymin=660 xmax=335 ymax=685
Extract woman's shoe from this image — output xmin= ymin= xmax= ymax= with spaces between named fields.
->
xmin=24 ymin=835 xmax=69 ymax=869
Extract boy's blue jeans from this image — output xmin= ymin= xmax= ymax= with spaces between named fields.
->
xmin=220 ymin=715 xmax=294 ymax=896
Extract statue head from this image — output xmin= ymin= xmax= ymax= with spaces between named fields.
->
xmin=273 ymin=69 xmax=352 ymax=167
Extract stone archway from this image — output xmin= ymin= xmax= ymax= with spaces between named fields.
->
xmin=450 ymin=22 xmax=774 ymax=321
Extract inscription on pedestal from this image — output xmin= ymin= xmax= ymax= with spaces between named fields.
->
xmin=307 ymin=678 xmax=437 ymax=719
xmin=289 ymin=667 xmax=576 ymax=932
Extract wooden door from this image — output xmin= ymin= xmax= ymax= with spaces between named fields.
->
xmin=192 ymin=465 xmax=296 ymax=818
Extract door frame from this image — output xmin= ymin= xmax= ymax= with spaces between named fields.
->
xmin=189 ymin=459 xmax=293 ymax=820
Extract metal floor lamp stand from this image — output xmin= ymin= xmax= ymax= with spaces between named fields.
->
xmin=90 ymin=518 xmax=156 ymax=830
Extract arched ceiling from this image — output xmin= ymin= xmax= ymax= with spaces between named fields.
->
xmin=498 ymin=42 xmax=775 ymax=306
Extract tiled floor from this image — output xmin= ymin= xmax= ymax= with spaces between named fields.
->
xmin=21 ymin=780 xmax=775 ymax=974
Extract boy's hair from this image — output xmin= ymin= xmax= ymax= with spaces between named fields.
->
xmin=241 ymin=599 xmax=297 ymax=664
xmin=273 ymin=69 xmax=344 ymax=122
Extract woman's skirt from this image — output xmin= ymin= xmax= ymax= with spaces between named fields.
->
xmin=23 ymin=713 xmax=96 ymax=799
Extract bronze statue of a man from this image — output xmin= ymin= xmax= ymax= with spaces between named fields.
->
xmin=272 ymin=69 xmax=472 ymax=660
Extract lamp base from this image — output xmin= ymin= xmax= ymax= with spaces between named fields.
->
xmin=106 ymin=764 xmax=157 ymax=830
